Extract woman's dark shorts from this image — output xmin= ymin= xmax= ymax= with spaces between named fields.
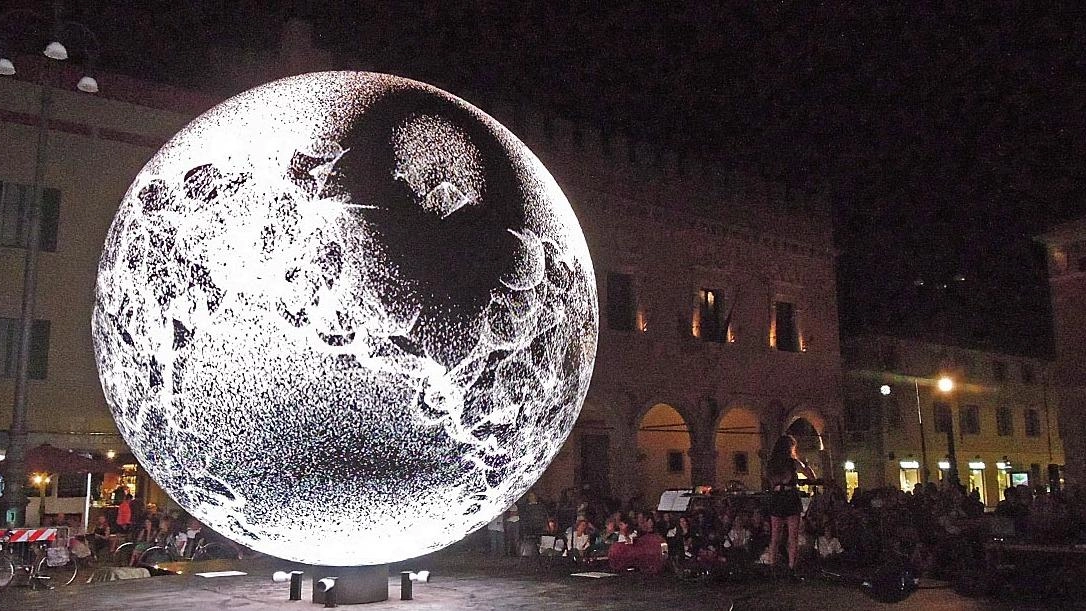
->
xmin=767 ymin=488 xmax=802 ymax=518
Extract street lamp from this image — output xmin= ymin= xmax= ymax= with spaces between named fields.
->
xmin=937 ymin=376 xmax=954 ymax=393
xmin=909 ymin=380 xmax=930 ymax=484
xmin=0 ymin=4 xmax=101 ymax=528
xmin=904 ymin=374 xmax=955 ymax=486
xmin=31 ymin=472 xmax=50 ymax=526
xmin=934 ymin=374 xmax=961 ymax=486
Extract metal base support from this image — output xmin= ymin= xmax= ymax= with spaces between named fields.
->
xmin=311 ymin=565 xmax=388 ymax=605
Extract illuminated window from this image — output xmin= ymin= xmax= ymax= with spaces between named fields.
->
xmin=0 ymin=318 xmax=50 ymax=380
xmin=960 ymin=405 xmax=980 ymax=435
xmin=692 ymin=288 xmax=729 ymax=342
xmin=996 ymin=405 xmax=1013 ymax=436
xmin=667 ymin=450 xmax=685 ymax=473
xmin=1024 ymin=409 xmax=1041 ymax=437
xmin=606 ymin=272 xmax=637 ymax=331
xmin=771 ymin=301 xmax=799 ymax=352
xmin=933 ymin=402 xmax=952 ymax=434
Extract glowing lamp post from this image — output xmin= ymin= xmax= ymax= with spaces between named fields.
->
xmin=31 ymin=472 xmax=50 ymax=526
xmin=935 ymin=375 xmax=960 ymax=486
xmin=937 ymin=376 xmax=954 ymax=393
xmin=0 ymin=6 xmax=101 ymax=528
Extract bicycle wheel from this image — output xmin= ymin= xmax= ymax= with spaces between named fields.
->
xmin=113 ymin=542 xmax=136 ymax=566
xmin=192 ymin=542 xmax=235 ymax=562
xmin=0 ymin=553 xmax=14 ymax=589
xmin=36 ymin=556 xmax=78 ymax=587
xmin=137 ymin=546 xmax=173 ymax=567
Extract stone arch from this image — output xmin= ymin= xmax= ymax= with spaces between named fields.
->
xmin=636 ymin=403 xmax=691 ymax=506
xmin=632 ymin=399 xmax=699 ymax=434
xmin=713 ymin=405 xmax=763 ymax=492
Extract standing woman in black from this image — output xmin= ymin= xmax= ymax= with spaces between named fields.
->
xmin=766 ymin=434 xmax=817 ymax=572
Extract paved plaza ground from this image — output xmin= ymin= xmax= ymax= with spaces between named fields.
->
xmin=0 ymin=544 xmax=1080 ymax=611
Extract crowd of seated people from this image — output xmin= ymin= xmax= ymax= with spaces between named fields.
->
xmin=511 ymin=479 xmax=1086 ymax=580
xmin=35 ymin=502 xmax=244 ymax=567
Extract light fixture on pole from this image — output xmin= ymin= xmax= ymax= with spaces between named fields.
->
xmin=76 ymin=75 xmax=97 ymax=93
xmin=42 ymin=40 xmax=66 ymax=60
xmin=912 ymin=379 xmax=929 ymax=484
xmin=935 ymin=373 xmax=960 ymax=486
xmin=937 ymin=376 xmax=954 ymax=393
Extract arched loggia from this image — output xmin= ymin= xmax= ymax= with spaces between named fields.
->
xmin=636 ymin=403 xmax=691 ymax=505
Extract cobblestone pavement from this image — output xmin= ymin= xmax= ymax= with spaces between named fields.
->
xmin=0 ymin=549 xmax=1076 ymax=611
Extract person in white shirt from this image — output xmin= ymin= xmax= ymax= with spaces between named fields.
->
xmin=728 ymin=513 xmax=753 ymax=550
xmin=568 ymin=519 xmax=592 ymax=560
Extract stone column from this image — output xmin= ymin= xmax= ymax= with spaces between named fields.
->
xmin=688 ymin=430 xmax=717 ymax=489
xmin=609 ymin=416 xmax=638 ymax=504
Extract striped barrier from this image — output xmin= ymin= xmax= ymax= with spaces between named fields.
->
xmin=6 ymin=528 xmax=59 ymax=543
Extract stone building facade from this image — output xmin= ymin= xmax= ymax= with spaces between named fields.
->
xmin=524 ymin=122 xmax=844 ymax=506
xmin=842 ymin=334 xmax=1063 ymax=506
xmin=1037 ymin=218 xmax=1086 ymax=487
xmin=1 ymin=45 xmax=843 ymax=515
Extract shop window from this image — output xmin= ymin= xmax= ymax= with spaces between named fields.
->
xmin=1 ymin=318 xmax=51 ymax=379
xmin=899 ymin=461 xmax=920 ymax=492
xmin=606 ymin=272 xmax=636 ymax=331
xmin=997 ymin=469 xmax=1011 ymax=500
xmin=960 ymin=405 xmax=980 ymax=435
xmin=667 ymin=450 xmax=684 ymax=473
xmin=1025 ymin=409 xmax=1041 ymax=437
xmin=968 ymin=466 xmax=988 ymax=505
xmin=996 ymin=405 xmax=1014 ymax=436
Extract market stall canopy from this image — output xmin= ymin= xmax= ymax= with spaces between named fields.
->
xmin=25 ymin=444 xmax=114 ymax=474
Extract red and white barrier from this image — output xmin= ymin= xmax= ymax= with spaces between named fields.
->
xmin=7 ymin=528 xmax=58 ymax=543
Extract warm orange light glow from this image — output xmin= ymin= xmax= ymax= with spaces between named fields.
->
xmin=937 ymin=376 xmax=954 ymax=393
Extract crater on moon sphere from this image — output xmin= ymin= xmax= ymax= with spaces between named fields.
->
xmin=92 ymin=72 xmax=598 ymax=566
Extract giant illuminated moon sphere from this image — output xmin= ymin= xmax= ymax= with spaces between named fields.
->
xmin=91 ymin=72 xmax=597 ymax=566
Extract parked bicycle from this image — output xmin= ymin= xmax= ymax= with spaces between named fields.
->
xmin=0 ymin=527 xmax=80 ymax=590
xmin=136 ymin=535 xmax=236 ymax=567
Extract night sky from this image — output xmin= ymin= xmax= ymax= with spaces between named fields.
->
xmin=12 ymin=1 xmax=1086 ymax=357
